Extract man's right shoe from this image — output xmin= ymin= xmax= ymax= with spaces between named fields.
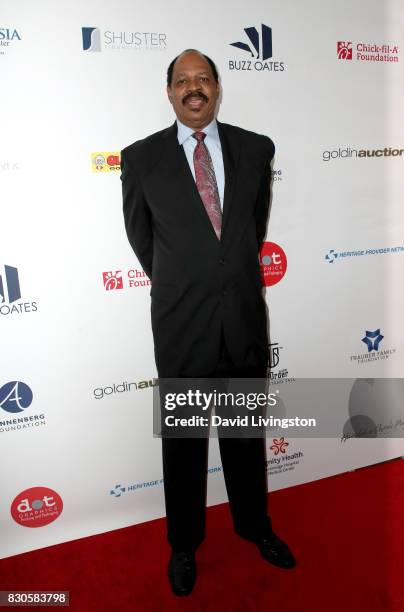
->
xmin=167 ymin=551 xmax=196 ymax=596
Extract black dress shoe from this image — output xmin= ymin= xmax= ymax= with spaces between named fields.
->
xmin=256 ymin=533 xmax=296 ymax=569
xmin=167 ymin=551 xmax=197 ymax=596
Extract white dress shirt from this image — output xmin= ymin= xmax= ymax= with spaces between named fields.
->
xmin=176 ymin=118 xmax=225 ymax=209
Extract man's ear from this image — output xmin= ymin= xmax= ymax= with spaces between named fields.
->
xmin=166 ymin=86 xmax=173 ymax=104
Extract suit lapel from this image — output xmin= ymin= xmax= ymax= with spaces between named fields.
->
xmin=158 ymin=121 xmax=242 ymax=241
xmin=217 ymin=121 xmax=241 ymax=236
xmin=160 ymin=123 xmax=220 ymax=238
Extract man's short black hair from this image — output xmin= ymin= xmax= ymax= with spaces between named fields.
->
xmin=167 ymin=49 xmax=219 ymax=86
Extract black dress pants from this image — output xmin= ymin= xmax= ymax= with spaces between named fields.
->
xmin=161 ymin=336 xmax=271 ymax=552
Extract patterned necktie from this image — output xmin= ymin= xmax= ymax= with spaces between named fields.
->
xmin=192 ymin=131 xmax=222 ymax=240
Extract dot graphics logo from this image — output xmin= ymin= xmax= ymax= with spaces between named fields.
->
xmin=11 ymin=486 xmax=63 ymax=528
xmin=259 ymin=242 xmax=287 ymax=286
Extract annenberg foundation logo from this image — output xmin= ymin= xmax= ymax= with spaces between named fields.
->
xmin=0 ymin=382 xmax=32 ymax=414
xmin=102 ymin=268 xmax=151 ymax=290
xmin=91 ymin=152 xmax=120 ymax=172
xmin=0 ymin=265 xmax=38 ymax=316
xmin=259 ymin=242 xmax=287 ymax=286
xmin=325 ymin=244 xmax=404 ymax=263
xmin=229 ymin=24 xmax=285 ymax=72
xmin=322 ymin=146 xmax=404 ymax=162
xmin=0 ymin=380 xmax=46 ymax=435
xmin=337 ymin=40 xmax=399 ymax=63
xmin=350 ymin=329 xmax=397 ymax=365
xmin=81 ymin=26 xmax=167 ymax=52
xmin=11 ymin=487 xmax=63 ymax=528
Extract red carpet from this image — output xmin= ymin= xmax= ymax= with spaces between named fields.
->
xmin=1 ymin=459 xmax=403 ymax=611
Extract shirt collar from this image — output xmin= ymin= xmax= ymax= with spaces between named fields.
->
xmin=176 ymin=118 xmax=219 ymax=146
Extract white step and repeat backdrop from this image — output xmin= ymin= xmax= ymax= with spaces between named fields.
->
xmin=1 ymin=0 xmax=403 ymax=558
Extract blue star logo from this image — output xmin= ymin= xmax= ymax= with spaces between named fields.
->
xmin=362 ymin=329 xmax=384 ymax=352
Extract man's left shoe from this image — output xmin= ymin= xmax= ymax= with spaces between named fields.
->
xmin=256 ymin=533 xmax=296 ymax=569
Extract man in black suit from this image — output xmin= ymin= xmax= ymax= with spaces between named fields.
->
xmin=121 ymin=49 xmax=295 ymax=596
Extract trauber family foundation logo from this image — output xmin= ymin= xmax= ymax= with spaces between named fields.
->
xmin=350 ymin=329 xmax=397 ymax=365
xmin=229 ymin=24 xmax=285 ymax=72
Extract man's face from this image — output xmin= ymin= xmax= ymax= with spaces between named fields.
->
xmin=167 ymin=51 xmax=220 ymax=130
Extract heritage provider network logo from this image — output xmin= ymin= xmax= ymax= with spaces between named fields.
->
xmin=229 ymin=24 xmax=285 ymax=72
xmin=82 ymin=26 xmax=167 ymax=52
xmin=337 ymin=40 xmax=399 ymax=63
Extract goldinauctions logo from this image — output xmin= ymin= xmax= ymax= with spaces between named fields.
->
xmin=229 ymin=24 xmax=285 ymax=72
xmin=11 ymin=487 xmax=63 ymax=528
xmin=102 ymin=268 xmax=151 ymax=290
xmin=0 ymin=265 xmax=38 ymax=316
xmin=337 ymin=41 xmax=399 ymax=63
xmin=91 ymin=152 xmax=120 ymax=172
xmin=259 ymin=242 xmax=287 ymax=286
xmin=349 ymin=329 xmax=396 ymax=365
xmin=325 ymin=245 xmax=404 ymax=263
xmin=323 ymin=146 xmax=404 ymax=161
xmin=82 ymin=26 xmax=167 ymax=52
xmin=93 ymin=378 xmax=157 ymax=400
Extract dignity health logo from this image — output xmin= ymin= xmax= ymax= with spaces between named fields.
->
xmin=229 ymin=24 xmax=285 ymax=72
xmin=81 ymin=26 xmax=167 ymax=52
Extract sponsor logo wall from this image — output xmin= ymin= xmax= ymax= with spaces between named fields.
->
xmin=1 ymin=0 xmax=403 ymax=559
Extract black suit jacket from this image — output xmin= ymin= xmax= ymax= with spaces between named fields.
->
xmin=121 ymin=121 xmax=274 ymax=377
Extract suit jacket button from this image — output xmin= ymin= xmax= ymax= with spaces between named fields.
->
xmin=219 ymin=259 xmax=225 ymax=265
xmin=222 ymin=290 xmax=228 ymax=296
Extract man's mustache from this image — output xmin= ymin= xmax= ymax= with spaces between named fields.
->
xmin=182 ymin=91 xmax=209 ymax=105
